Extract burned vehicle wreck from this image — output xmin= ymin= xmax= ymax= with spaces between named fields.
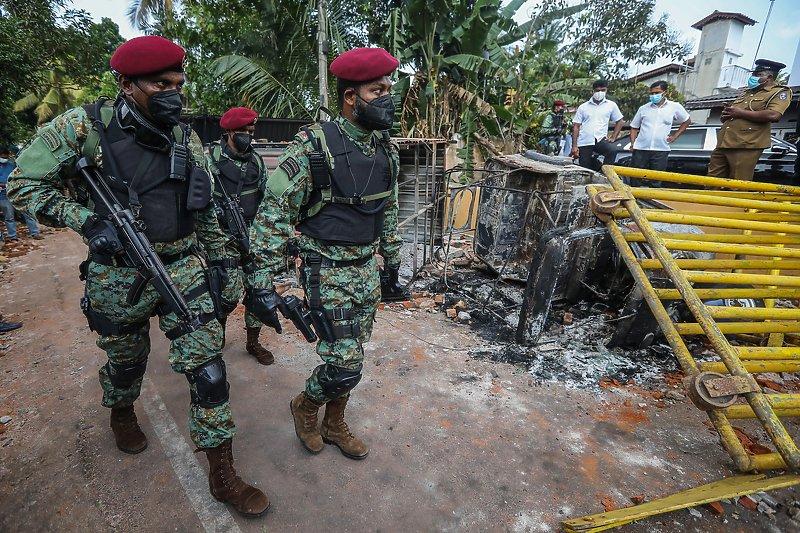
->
xmin=467 ymin=152 xmax=717 ymax=351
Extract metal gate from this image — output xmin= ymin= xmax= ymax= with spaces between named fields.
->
xmin=564 ymin=164 xmax=800 ymax=531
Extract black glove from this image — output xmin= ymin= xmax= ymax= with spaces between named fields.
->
xmin=244 ymin=288 xmax=287 ymax=333
xmin=380 ymin=265 xmax=409 ymax=302
xmin=81 ymin=215 xmax=123 ymax=256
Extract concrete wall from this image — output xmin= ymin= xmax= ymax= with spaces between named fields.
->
xmin=685 ymin=18 xmax=748 ymax=98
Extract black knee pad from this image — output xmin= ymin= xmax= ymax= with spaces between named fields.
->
xmin=105 ymin=359 xmax=147 ymax=389
xmin=317 ymin=363 xmax=363 ymax=398
xmin=185 ymin=358 xmax=230 ymax=408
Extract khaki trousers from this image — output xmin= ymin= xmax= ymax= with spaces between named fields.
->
xmin=707 ymin=147 xmax=763 ymax=180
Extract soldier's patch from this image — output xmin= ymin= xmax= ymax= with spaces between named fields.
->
xmin=41 ymin=129 xmax=61 ymax=151
xmin=779 ymin=92 xmax=788 ymax=100
xmin=279 ymin=157 xmax=301 ymax=179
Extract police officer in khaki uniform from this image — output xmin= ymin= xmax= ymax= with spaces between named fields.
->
xmin=708 ymin=59 xmax=793 ymax=180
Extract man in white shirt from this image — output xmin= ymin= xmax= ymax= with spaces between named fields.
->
xmin=629 ymin=80 xmax=691 ymax=171
xmin=570 ymin=80 xmax=624 ymax=169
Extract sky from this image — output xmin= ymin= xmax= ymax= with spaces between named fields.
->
xmin=515 ymin=0 xmax=800 ymax=78
xmin=77 ymin=0 xmax=800 ymax=77
xmin=72 ymin=0 xmax=140 ymax=39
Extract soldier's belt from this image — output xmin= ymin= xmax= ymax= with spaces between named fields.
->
xmin=302 ymin=254 xmax=373 ymax=269
xmin=91 ymin=248 xmax=195 ymax=268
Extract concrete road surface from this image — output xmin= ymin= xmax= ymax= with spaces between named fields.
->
xmin=0 ymin=230 xmax=797 ymax=532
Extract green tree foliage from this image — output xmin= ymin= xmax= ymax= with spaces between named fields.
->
xmin=129 ymin=0 xmax=386 ymax=117
xmin=0 ymin=1 xmax=123 ymax=142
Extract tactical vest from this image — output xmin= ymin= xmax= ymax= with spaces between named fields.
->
xmin=83 ymin=101 xmax=196 ymax=243
xmin=550 ymin=112 xmax=564 ymax=132
xmin=297 ymin=121 xmax=393 ymax=245
xmin=210 ymin=143 xmax=264 ymax=224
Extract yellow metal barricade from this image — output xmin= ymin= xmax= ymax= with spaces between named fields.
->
xmin=564 ymin=165 xmax=800 ymax=531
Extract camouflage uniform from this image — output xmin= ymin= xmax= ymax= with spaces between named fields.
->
xmin=248 ymin=116 xmax=401 ymax=403
xmin=9 ymin=104 xmax=235 ymax=449
xmin=539 ymin=111 xmax=568 ymax=156
xmin=206 ymin=141 xmax=267 ymax=330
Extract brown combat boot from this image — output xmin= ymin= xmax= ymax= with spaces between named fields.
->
xmin=289 ymin=392 xmax=324 ymax=453
xmin=246 ymin=327 xmax=274 ymax=365
xmin=110 ymin=405 xmax=148 ymax=454
xmin=205 ymin=439 xmax=270 ymax=517
xmin=321 ymin=394 xmax=369 ymax=460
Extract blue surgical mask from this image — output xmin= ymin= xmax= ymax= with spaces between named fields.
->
xmin=649 ymin=93 xmax=663 ymax=105
xmin=747 ymin=76 xmax=762 ymax=89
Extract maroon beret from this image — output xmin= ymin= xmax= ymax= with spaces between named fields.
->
xmin=110 ymin=36 xmax=185 ymax=77
xmin=553 ymin=99 xmax=566 ymax=106
xmin=330 ymin=47 xmax=399 ymax=82
xmin=220 ymin=107 xmax=259 ymax=130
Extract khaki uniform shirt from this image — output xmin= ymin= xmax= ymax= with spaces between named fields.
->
xmin=717 ymin=82 xmax=792 ymax=149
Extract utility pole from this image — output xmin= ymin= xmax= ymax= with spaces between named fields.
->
xmin=317 ymin=0 xmax=330 ymax=120
xmin=754 ymin=0 xmax=775 ymax=64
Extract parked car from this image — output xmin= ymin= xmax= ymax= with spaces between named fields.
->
xmin=591 ymin=125 xmax=798 ymax=184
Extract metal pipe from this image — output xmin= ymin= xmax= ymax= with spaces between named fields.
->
xmin=647 ymin=189 xmax=800 ymax=202
xmin=636 ymin=210 xmax=800 ymax=222
xmin=708 ymin=307 xmax=800 ymax=320
xmin=677 ymin=321 xmax=800 ymax=335
xmin=613 ymin=210 xmax=800 ymax=235
xmin=612 ymin=165 xmax=800 ymax=195
xmin=657 ymin=239 xmax=800 ymax=259
xmin=737 ymin=346 xmax=800 ymax=359
xmin=682 ymin=270 xmax=800 ymax=287
xmin=625 ymin=233 xmax=800 ymax=244
xmin=701 ymin=360 xmax=800 ymax=373
xmin=629 ymin=187 xmax=800 ymax=213
xmin=638 ymin=258 xmax=800 ymax=270
xmin=656 ymin=288 xmax=800 ymax=299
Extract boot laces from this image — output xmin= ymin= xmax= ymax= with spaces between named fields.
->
xmin=333 ymin=412 xmax=355 ymax=439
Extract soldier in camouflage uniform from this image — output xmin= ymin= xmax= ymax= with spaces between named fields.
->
xmin=207 ymin=107 xmax=274 ymax=365
xmin=8 ymin=36 xmax=269 ymax=517
xmin=245 ymin=47 xmax=407 ymax=460
xmin=538 ymin=99 xmax=567 ymax=156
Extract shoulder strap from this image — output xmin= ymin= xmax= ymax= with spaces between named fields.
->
xmin=302 ymin=125 xmax=332 ymax=192
xmin=82 ymin=100 xmax=114 ymax=161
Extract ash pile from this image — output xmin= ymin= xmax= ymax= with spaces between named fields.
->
xmin=407 ymin=153 xmax=698 ymax=389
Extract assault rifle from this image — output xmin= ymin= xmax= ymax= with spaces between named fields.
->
xmin=76 ymin=157 xmax=201 ymax=335
xmin=212 ymin=174 xmax=250 ymax=255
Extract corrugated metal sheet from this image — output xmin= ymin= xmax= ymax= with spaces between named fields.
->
xmin=188 ymin=115 xmax=308 ymax=144
xmin=396 ymin=141 xmax=447 ymax=244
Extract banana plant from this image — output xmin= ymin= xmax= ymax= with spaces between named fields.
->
xmin=388 ymin=0 xmax=589 ymax=177
xmin=13 ymin=68 xmax=84 ymax=125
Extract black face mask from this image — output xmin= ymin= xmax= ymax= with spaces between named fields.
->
xmin=232 ymin=132 xmax=253 ymax=153
xmin=145 ymin=88 xmax=183 ymax=129
xmin=353 ymin=94 xmax=395 ymax=131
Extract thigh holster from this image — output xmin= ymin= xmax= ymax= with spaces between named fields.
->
xmin=105 ymin=359 xmax=147 ymax=389
xmin=303 ymin=253 xmax=362 ymax=343
xmin=80 ymin=259 xmax=149 ymax=337
xmin=185 ymin=358 xmax=230 ymax=409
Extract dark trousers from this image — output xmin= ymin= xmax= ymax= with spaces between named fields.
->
xmin=631 ymin=149 xmax=669 ymax=171
xmin=577 ymin=139 xmax=619 ymax=170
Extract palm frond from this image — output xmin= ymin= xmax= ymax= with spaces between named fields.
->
xmin=213 ymin=54 xmax=313 ymax=118
xmin=13 ymin=93 xmax=40 ymax=113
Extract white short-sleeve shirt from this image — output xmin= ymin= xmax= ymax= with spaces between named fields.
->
xmin=629 ymin=100 xmax=690 ymax=151
xmin=572 ymin=99 xmax=623 ymax=147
